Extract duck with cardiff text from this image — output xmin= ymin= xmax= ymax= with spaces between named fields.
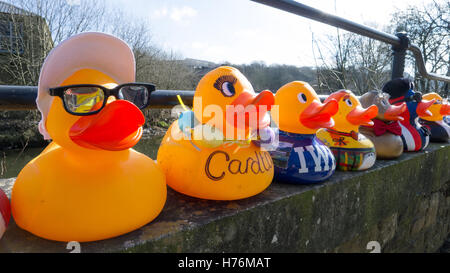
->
xmin=157 ymin=66 xmax=275 ymax=201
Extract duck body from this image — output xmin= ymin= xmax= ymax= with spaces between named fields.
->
xmin=157 ymin=66 xmax=274 ymax=200
xmin=359 ymin=124 xmax=404 ymax=159
xmin=359 ymin=91 xmax=406 ymax=159
xmin=13 ymin=145 xmax=165 ymax=242
xmin=419 ymin=119 xmax=450 ymax=142
xmin=316 ymin=90 xmax=378 ymax=171
xmin=157 ymin=121 xmax=273 ymax=200
xmin=271 ymin=130 xmax=335 ymax=183
xmin=394 ymin=92 xmax=431 ymax=151
xmin=316 ymin=128 xmax=376 ymax=171
xmin=382 ymin=78 xmax=435 ymax=152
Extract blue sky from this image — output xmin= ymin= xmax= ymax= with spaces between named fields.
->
xmin=107 ymin=0 xmax=427 ymax=66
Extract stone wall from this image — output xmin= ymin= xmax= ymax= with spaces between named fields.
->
xmin=0 ymin=143 xmax=448 ymax=253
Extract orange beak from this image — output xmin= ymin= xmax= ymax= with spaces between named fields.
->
xmin=228 ymin=90 xmax=275 ymax=130
xmin=383 ymin=102 xmax=406 ymax=121
xmin=69 ymin=100 xmax=145 ymax=151
xmin=300 ymin=99 xmax=338 ymax=129
xmin=347 ymin=105 xmax=378 ymax=126
xmin=416 ymin=99 xmax=436 ymax=117
xmin=440 ymin=103 xmax=450 ymax=116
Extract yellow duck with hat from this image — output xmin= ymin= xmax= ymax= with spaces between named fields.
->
xmin=157 ymin=66 xmax=275 ymax=200
xmin=11 ymin=32 xmax=166 ymax=242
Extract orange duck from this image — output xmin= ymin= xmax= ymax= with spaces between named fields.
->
xmin=419 ymin=93 xmax=450 ymax=142
xmin=11 ymin=33 xmax=166 ymax=242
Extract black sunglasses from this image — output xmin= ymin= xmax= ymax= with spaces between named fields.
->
xmin=49 ymin=83 xmax=155 ymax=116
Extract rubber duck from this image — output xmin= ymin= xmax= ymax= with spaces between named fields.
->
xmin=316 ymin=90 xmax=378 ymax=171
xmin=419 ymin=93 xmax=450 ymax=142
xmin=0 ymin=189 xmax=10 ymax=240
xmin=157 ymin=66 xmax=275 ymax=200
xmin=269 ymin=81 xmax=338 ymax=183
xmin=11 ymin=32 xmax=166 ymax=242
xmin=359 ymin=90 xmax=407 ymax=159
xmin=382 ymin=78 xmax=436 ymax=151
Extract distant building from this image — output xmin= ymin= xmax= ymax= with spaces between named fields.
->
xmin=181 ymin=58 xmax=218 ymax=78
xmin=0 ymin=1 xmax=52 ymax=85
xmin=182 ymin=58 xmax=216 ymax=70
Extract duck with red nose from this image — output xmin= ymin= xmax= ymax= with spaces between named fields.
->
xmin=11 ymin=33 xmax=167 ymax=243
xmin=382 ymin=78 xmax=436 ymax=152
xmin=157 ymin=66 xmax=275 ymax=200
xmin=269 ymin=81 xmax=339 ymax=183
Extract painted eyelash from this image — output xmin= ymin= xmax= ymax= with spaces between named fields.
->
xmin=214 ymin=75 xmax=237 ymax=91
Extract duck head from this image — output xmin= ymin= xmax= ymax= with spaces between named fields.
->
xmin=271 ymin=81 xmax=338 ymax=134
xmin=46 ymin=69 xmax=144 ymax=152
xmin=421 ymin=93 xmax=450 ymax=122
xmin=359 ymin=90 xmax=406 ymax=122
xmin=326 ymin=90 xmax=378 ymax=133
xmin=193 ymin=66 xmax=274 ymax=140
xmin=382 ymin=78 xmax=436 ymax=120
xmin=36 ymin=32 xmax=142 ymax=153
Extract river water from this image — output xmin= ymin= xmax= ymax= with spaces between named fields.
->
xmin=0 ymin=136 xmax=164 ymax=179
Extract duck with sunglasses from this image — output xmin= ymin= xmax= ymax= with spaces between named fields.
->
xmin=11 ymin=32 xmax=166 ymax=243
xmin=382 ymin=78 xmax=436 ymax=152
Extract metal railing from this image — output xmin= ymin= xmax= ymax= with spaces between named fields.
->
xmin=0 ymin=85 xmax=195 ymax=110
xmin=0 ymin=0 xmax=449 ymax=111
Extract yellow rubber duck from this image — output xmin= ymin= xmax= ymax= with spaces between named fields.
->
xmin=269 ymin=81 xmax=339 ymax=183
xmin=11 ymin=33 xmax=166 ymax=242
xmin=157 ymin=66 xmax=275 ymax=200
xmin=419 ymin=93 xmax=450 ymax=142
xmin=316 ymin=90 xmax=378 ymax=171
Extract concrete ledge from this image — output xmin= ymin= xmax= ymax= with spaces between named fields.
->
xmin=0 ymin=143 xmax=449 ymax=253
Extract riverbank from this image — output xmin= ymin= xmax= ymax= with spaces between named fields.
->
xmin=0 ymin=108 xmax=174 ymax=151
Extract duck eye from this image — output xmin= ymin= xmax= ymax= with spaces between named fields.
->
xmin=214 ymin=75 xmax=237 ymax=97
xmin=344 ymin=98 xmax=353 ymax=107
xmin=221 ymin=82 xmax=235 ymax=97
xmin=297 ymin=93 xmax=307 ymax=103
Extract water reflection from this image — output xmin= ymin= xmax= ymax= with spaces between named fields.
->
xmin=0 ymin=136 xmax=164 ymax=179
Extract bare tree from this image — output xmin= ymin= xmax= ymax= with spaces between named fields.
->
xmin=391 ymin=0 xmax=450 ymax=95
xmin=0 ymin=0 xmax=107 ymax=85
xmin=312 ymin=25 xmax=391 ymax=95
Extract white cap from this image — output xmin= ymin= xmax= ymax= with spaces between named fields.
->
xmin=36 ymin=32 xmax=136 ymax=139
